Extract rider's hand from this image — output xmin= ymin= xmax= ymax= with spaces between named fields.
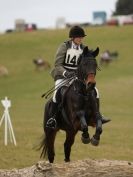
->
xmin=63 ymin=71 xmax=75 ymax=78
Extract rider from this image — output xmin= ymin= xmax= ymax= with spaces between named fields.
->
xmin=46 ymin=25 xmax=110 ymax=129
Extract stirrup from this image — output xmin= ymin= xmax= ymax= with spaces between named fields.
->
xmin=46 ymin=117 xmax=57 ymax=129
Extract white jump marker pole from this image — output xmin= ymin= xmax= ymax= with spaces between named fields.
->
xmin=0 ymin=97 xmax=17 ymax=146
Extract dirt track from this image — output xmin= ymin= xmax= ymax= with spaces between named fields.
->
xmin=0 ymin=159 xmax=133 ymax=177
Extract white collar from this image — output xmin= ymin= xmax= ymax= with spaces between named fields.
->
xmin=72 ymin=41 xmax=80 ymax=50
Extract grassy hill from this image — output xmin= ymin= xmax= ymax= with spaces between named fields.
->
xmin=0 ymin=26 xmax=133 ymax=169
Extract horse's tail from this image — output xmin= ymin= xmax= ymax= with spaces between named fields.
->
xmin=34 ymin=133 xmax=48 ymax=159
xmin=38 ymin=134 xmax=48 ymax=158
xmin=39 ymin=99 xmax=52 ymax=158
xmin=35 ymin=99 xmax=50 ymax=159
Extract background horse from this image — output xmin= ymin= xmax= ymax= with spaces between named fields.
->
xmin=100 ymin=50 xmax=119 ymax=66
xmin=39 ymin=46 xmax=102 ymax=163
xmin=33 ymin=58 xmax=51 ymax=71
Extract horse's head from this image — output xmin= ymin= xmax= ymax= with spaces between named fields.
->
xmin=77 ymin=46 xmax=99 ymax=87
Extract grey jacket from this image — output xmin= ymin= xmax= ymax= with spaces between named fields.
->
xmin=51 ymin=40 xmax=85 ymax=81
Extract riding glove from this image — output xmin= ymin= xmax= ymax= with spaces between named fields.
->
xmin=63 ymin=71 xmax=75 ymax=78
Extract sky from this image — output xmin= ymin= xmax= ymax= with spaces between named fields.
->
xmin=0 ymin=0 xmax=117 ymax=32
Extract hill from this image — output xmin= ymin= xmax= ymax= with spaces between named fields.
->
xmin=0 ymin=26 xmax=133 ymax=169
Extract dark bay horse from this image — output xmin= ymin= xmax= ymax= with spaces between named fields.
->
xmin=39 ymin=46 xmax=102 ymax=163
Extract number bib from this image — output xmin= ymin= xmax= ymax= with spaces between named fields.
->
xmin=64 ymin=48 xmax=83 ymax=70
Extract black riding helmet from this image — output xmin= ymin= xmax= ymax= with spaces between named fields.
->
xmin=69 ymin=25 xmax=87 ymax=38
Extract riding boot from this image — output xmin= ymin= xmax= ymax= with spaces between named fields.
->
xmin=96 ymin=98 xmax=111 ymax=124
xmin=46 ymin=101 xmax=58 ymax=129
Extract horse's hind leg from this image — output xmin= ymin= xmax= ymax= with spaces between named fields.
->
xmin=45 ymin=129 xmax=57 ymax=163
xmin=64 ymin=131 xmax=76 ymax=162
xmin=43 ymin=100 xmax=57 ymax=163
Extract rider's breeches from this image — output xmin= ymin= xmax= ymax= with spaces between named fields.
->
xmin=53 ymin=79 xmax=64 ymax=103
xmin=52 ymin=79 xmax=100 ymax=103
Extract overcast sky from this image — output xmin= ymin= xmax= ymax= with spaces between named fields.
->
xmin=0 ymin=0 xmax=117 ymax=32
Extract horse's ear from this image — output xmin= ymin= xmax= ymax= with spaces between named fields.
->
xmin=83 ymin=46 xmax=89 ymax=56
xmin=92 ymin=47 xmax=99 ymax=57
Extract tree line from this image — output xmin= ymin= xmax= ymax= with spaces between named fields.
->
xmin=113 ymin=0 xmax=133 ymax=15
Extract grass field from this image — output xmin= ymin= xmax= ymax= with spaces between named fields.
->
xmin=0 ymin=26 xmax=133 ymax=169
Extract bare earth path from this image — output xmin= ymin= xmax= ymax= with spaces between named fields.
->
xmin=0 ymin=159 xmax=133 ymax=177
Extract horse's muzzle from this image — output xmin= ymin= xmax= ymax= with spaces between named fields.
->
xmin=85 ymin=73 xmax=96 ymax=91
xmin=85 ymin=73 xmax=96 ymax=85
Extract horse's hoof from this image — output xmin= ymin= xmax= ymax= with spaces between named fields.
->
xmin=81 ymin=136 xmax=90 ymax=144
xmin=91 ymin=136 xmax=100 ymax=146
xmin=64 ymin=159 xmax=70 ymax=162
xmin=81 ymin=132 xmax=90 ymax=144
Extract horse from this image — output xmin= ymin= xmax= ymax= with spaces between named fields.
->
xmin=39 ymin=46 xmax=103 ymax=163
xmin=100 ymin=50 xmax=119 ymax=66
xmin=0 ymin=65 xmax=8 ymax=76
xmin=33 ymin=58 xmax=51 ymax=71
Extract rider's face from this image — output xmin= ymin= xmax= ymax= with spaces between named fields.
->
xmin=73 ymin=37 xmax=84 ymax=45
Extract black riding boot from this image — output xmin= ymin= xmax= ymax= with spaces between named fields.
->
xmin=46 ymin=101 xmax=58 ymax=129
xmin=96 ymin=98 xmax=111 ymax=124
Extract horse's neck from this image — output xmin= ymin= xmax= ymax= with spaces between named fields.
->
xmin=73 ymin=79 xmax=87 ymax=95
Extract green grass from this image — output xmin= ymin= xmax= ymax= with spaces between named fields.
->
xmin=0 ymin=26 xmax=133 ymax=169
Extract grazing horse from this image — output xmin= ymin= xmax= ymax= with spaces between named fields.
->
xmin=0 ymin=65 xmax=8 ymax=76
xmin=33 ymin=58 xmax=51 ymax=71
xmin=100 ymin=50 xmax=119 ymax=66
xmin=39 ymin=46 xmax=102 ymax=163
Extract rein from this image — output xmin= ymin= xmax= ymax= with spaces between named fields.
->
xmin=41 ymin=76 xmax=77 ymax=99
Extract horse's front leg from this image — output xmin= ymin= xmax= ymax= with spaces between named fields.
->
xmin=64 ymin=131 xmax=76 ymax=162
xmin=88 ymin=90 xmax=103 ymax=146
xmin=91 ymin=114 xmax=102 ymax=146
xmin=77 ymin=110 xmax=90 ymax=144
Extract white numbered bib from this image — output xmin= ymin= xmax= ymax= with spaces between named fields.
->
xmin=64 ymin=48 xmax=83 ymax=69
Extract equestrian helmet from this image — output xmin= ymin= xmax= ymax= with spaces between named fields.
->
xmin=69 ymin=26 xmax=86 ymax=38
